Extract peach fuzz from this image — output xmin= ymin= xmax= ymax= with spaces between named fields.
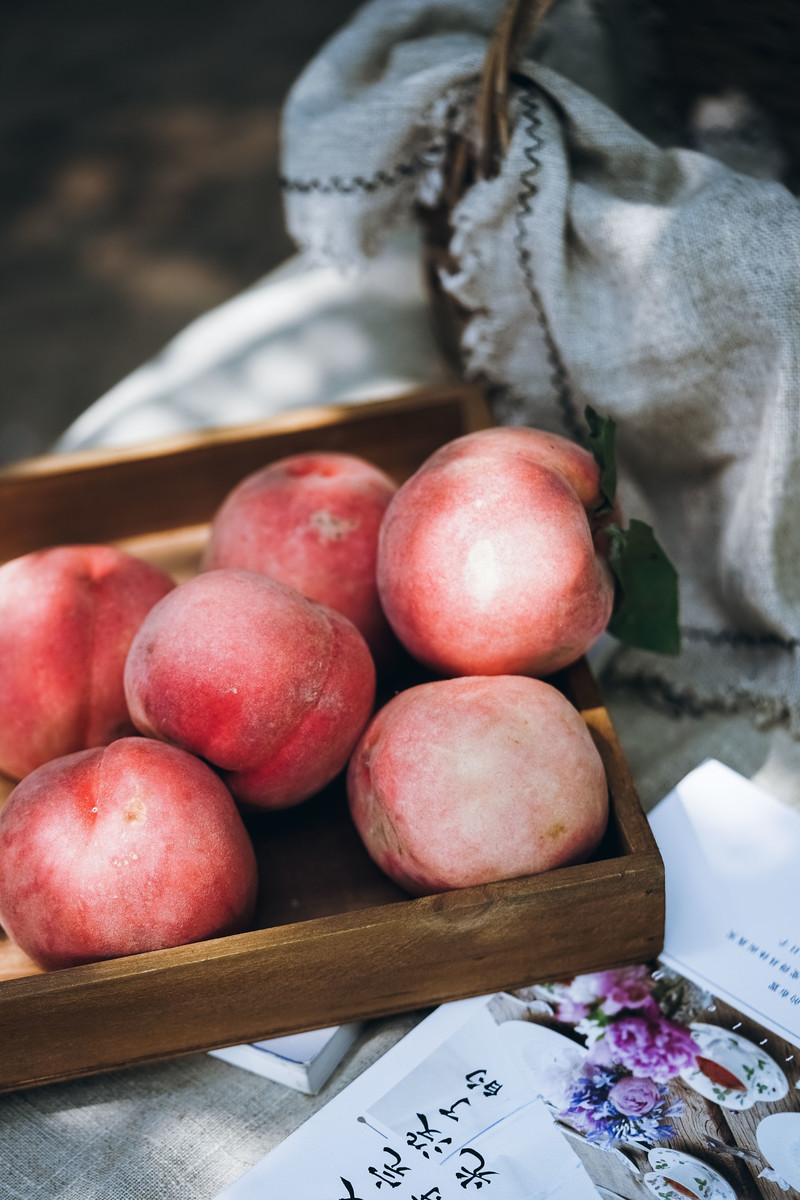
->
xmin=377 ymin=426 xmax=616 ymax=678
xmin=0 ymin=737 xmax=258 ymax=970
xmin=347 ymin=675 xmax=608 ymax=896
xmin=124 ymin=568 xmax=376 ymax=809
xmin=203 ymin=451 xmax=398 ymax=662
xmin=0 ymin=545 xmax=175 ymax=781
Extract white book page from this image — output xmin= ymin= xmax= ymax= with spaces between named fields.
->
xmin=215 ymin=997 xmax=599 ymax=1199
xmin=649 ymin=758 xmax=800 ymax=1047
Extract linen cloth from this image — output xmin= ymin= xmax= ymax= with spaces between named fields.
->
xmin=55 ymin=232 xmax=449 ymax=453
xmin=281 ymin=0 xmax=800 ymax=732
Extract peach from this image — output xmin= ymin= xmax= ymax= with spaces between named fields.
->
xmin=203 ymin=452 xmax=398 ymax=661
xmin=347 ymin=674 xmax=608 ymax=895
xmin=124 ymin=568 xmax=376 ymax=809
xmin=376 ymin=427 xmax=617 ymax=677
xmin=0 ymin=737 xmax=258 ymax=969
xmin=0 ymin=545 xmax=175 ymax=780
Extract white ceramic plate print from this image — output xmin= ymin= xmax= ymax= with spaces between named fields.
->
xmin=679 ymin=1023 xmax=788 ymax=1110
xmin=643 ymin=1148 xmax=736 ymax=1200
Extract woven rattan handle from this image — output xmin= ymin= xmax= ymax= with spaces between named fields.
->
xmin=474 ymin=0 xmax=557 ymax=178
xmin=421 ymin=0 xmax=557 ymax=366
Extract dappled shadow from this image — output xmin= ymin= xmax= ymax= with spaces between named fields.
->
xmin=1 ymin=0 xmax=362 ymax=462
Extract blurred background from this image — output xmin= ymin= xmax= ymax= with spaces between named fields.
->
xmin=3 ymin=0 xmax=799 ymax=465
xmin=0 ymin=0 xmax=361 ymax=463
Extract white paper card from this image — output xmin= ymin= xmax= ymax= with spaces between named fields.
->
xmin=649 ymin=758 xmax=800 ymax=1048
xmin=215 ymin=996 xmax=599 ymax=1198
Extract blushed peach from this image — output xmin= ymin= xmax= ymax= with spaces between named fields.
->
xmin=347 ymin=674 xmax=608 ymax=895
xmin=124 ymin=568 xmax=376 ymax=809
xmin=203 ymin=452 xmax=397 ymax=661
xmin=0 ymin=545 xmax=175 ymax=780
xmin=0 ymin=737 xmax=258 ymax=969
xmin=377 ymin=427 xmax=616 ymax=677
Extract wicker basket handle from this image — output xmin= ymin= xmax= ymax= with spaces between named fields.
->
xmin=474 ymin=0 xmax=557 ymax=179
xmin=422 ymin=0 xmax=557 ymax=366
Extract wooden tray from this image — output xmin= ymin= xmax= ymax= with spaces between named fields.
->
xmin=0 ymin=384 xmax=664 ymax=1092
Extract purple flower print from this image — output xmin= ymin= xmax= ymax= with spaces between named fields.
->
xmin=555 ymin=997 xmax=591 ymax=1024
xmin=560 ymin=1069 xmax=684 ymax=1149
xmin=549 ymin=965 xmax=697 ymax=1150
xmin=596 ymin=966 xmax=658 ymax=1017
xmin=607 ymin=1075 xmax=660 ymax=1116
xmin=602 ymin=1015 xmax=699 ymax=1083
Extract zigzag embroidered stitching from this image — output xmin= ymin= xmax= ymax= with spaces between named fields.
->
xmin=279 ymin=160 xmax=422 ymax=195
xmin=683 ymin=627 xmax=798 ymax=651
xmin=512 ymin=81 xmax=584 ymax=443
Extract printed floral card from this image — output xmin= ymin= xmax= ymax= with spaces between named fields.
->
xmin=518 ymin=965 xmax=800 ymax=1197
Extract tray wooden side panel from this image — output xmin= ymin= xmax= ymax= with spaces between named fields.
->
xmin=0 ymin=385 xmax=489 ymax=560
xmin=557 ymin=658 xmax=659 ymax=858
xmin=0 ymin=847 xmax=663 ymax=1093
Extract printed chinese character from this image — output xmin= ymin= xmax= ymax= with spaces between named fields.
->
xmin=465 ymin=1069 xmax=487 ymax=1090
xmin=406 ymin=1113 xmax=452 ymax=1159
xmin=439 ymin=1097 xmax=471 ymax=1121
xmin=464 ymin=1070 xmax=502 ymax=1097
xmin=411 ymin=1190 xmax=441 ymax=1200
xmin=455 ymin=1148 xmax=497 ymax=1190
xmin=333 ymin=1179 xmax=365 ymax=1200
xmin=367 ymin=1147 xmax=412 ymax=1189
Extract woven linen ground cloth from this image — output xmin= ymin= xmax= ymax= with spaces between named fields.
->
xmin=281 ymin=0 xmax=800 ymax=733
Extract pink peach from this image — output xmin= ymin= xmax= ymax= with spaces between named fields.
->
xmin=124 ymin=568 xmax=376 ymax=809
xmin=347 ymin=674 xmax=608 ymax=895
xmin=203 ymin=451 xmax=398 ymax=661
xmin=0 ymin=545 xmax=175 ymax=780
xmin=376 ymin=427 xmax=616 ymax=677
xmin=0 ymin=737 xmax=258 ymax=969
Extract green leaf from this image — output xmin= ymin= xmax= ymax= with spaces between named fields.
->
xmin=585 ymin=405 xmax=617 ymax=511
xmin=606 ymin=520 xmax=681 ymax=655
xmin=583 ymin=406 xmax=680 ymax=655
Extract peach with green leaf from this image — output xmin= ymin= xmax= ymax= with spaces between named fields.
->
xmin=376 ymin=411 xmax=678 ymax=678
